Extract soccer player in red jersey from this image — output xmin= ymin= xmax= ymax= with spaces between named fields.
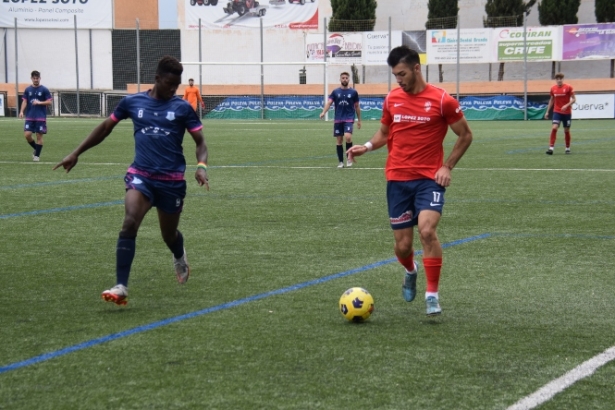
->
xmin=347 ymin=45 xmax=473 ymax=316
xmin=545 ymin=73 xmax=575 ymax=155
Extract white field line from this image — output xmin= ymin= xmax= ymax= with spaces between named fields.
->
xmin=2 ymin=161 xmax=615 ymax=172
xmin=507 ymin=346 xmax=615 ymax=410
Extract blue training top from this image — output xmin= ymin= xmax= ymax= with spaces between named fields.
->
xmin=23 ymin=85 xmax=52 ymax=121
xmin=328 ymin=87 xmax=359 ymax=123
xmin=111 ymin=91 xmax=203 ymax=181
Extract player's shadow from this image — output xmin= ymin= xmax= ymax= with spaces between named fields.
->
xmin=419 ymin=317 xmax=444 ymax=325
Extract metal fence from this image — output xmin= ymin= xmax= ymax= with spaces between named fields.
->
xmin=2 ymin=15 xmax=614 ymax=119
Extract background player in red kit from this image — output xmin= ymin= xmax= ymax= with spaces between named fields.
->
xmin=347 ymin=45 xmax=472 ymax=316
xmin=545 ymin=73 xmax=575 ymax=155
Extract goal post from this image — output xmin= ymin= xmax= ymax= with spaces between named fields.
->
xmin=180 ymin=61 xmax=330 ymax=120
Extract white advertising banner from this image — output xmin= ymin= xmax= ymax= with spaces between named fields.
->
xmin=306 ymin=32 xmax=327 ymax=61
xmin=0 ymin=0 xmax=113 ymax=29
xmin=362 ymin=31 xmax=402 ymax=65
xmin=0 ymin=93 xmax=5 ymax=117
xmin=493 ymin=26 xmax=562 ymax=61
xmin=426 ymin=28 xmax=491 ymax=65
xmin=185 ymin=0 xmax=318 ymax=30
xmin=572 ymin=94 xmax=615 ymax=119
xmin=306 ymin=32 xmax=363 ymax=64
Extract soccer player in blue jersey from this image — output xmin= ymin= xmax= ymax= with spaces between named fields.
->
xmin=19 ymin=70 xmax=52 ymax=162
xmin=319 ymin=72 xmax=361 ymax=168
xmin=54 ymin=56 xmax=209 ymax=306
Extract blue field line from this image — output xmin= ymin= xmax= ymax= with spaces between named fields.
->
xmin=0 ymin=176 xmax=121 ymax=191
xmin=0 ymin=200 xmax=123 ymax=220
xmin=0 ymin=233 xmax=491 ymax=374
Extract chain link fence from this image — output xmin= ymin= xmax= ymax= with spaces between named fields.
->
xmin=1 ymin=15 xmax=614 ymax=119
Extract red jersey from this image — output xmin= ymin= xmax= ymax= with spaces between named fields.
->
xmin=550 ymin=84 xmax=574 ymax=115
xmin=381 ymin=84 xmax=464 ymax=182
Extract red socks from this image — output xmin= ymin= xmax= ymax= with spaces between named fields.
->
xmin=550 ymin=130 xmax=571 ymax=149
xmin=398 ymin=254 xmax=443 ymax=292
xmin=397 ymin=253 xmax=415 ymax=273
xmin=423 ymin=257 xmax=443 ymax=293
xmin=549 ymin=129 xmax=557 ymax=147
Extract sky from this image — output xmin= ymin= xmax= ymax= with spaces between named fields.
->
xmin=159 ymin=0 xmax=178 ymax=29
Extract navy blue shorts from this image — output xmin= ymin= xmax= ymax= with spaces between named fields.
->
xmin=124 ymin=173 xmax=186 ymax=215
xmin=386 ymin=180 xmax=445 ymax=230
xmin=24 ymin=121 xmax=47 ymax=134
xmin=333 ymin=122 xmax=353 ymax=137
xmin=552 ymin=112 xmax=572 ymax=128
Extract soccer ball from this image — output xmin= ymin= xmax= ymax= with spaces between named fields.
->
xmin=339 ymin=287 xmax=374 ymax=322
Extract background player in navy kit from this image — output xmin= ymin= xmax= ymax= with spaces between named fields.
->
xmin=320 ymin=72 xmax=361 ymax=168
xmin=19 ymin=70 xmax=52 ymax=162
xmin=54 ymin=56 xmax=209 ymax=306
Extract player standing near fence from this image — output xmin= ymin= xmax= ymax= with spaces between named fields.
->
xmin=545 ymin=73 xmax=575 ymax=155
xmin=19 ymin=70 xmax=52 ymax=162
xmin=347 ymin=45 xmax=473 ymax=316
xmin=320 ymin=72 xmax=361 ymax=168
xmin=54 ymin=56 xmax=209 ymax=306
xmin=182 ymin=78 xmax=205 ymax=112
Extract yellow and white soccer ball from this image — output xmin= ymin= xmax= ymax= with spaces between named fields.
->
xmin=339 ymin=287 xmax=374 ymax=322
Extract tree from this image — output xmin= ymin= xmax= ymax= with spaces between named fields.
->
xmin=595 ymin=0 xmax=615 ymax=78
xmin=329 ymin=0 xmax=377 ymax=32
xmin=426 ymin=0 xmax=459 ymax=83
xmin=595 ymin=0 xmax=615 ymax=22
xmin=538 ymin=0 xmax=581 ymax=78
xmin=484 ymin=0 xmax=537 ymax=81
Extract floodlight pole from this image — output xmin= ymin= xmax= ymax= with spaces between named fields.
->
xmin=260 ymin=17 xmax=264 ymax=120
xmin=324 ymin=17 xmax=328 ymax=121
xmin=199 ymin=18 xmax=203 ymax=119
xmin=523 ymin=12 xmax=528 ymax=121
xmin=89 ymin=29 xmax=93 ymax=89
xmin=388 ymin=17 xmax=392 ymax=92
xmin=136 ymin=19 xmax=140 ymax=93
xmin=14 ymin=18 xmax=19 ymax=118
xmin=74 ymin=15 xmax=80 ymax=117
xmin=3 ymin=29 xmax=7 ymax=83
xmin=456 ymin=14 xmax=460 ymax=100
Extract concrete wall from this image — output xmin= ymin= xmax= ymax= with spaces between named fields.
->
xmin=114 ymin=0 xmax=159 ymax=29
xmin=3 ymin=28 xmax=113 ymax=91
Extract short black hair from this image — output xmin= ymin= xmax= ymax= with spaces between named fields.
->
xmin=340 ymin=72 xmax=350 ymax=77
xmin=387 ymin=45 xmax=420 ymax=68
xmin=189 ymin=78 xmax=194 ymax=81
xmin=156 ymin=56 xmax=183 ymax=77
xmin=31 ymin=70 xmax=40 ymax=77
